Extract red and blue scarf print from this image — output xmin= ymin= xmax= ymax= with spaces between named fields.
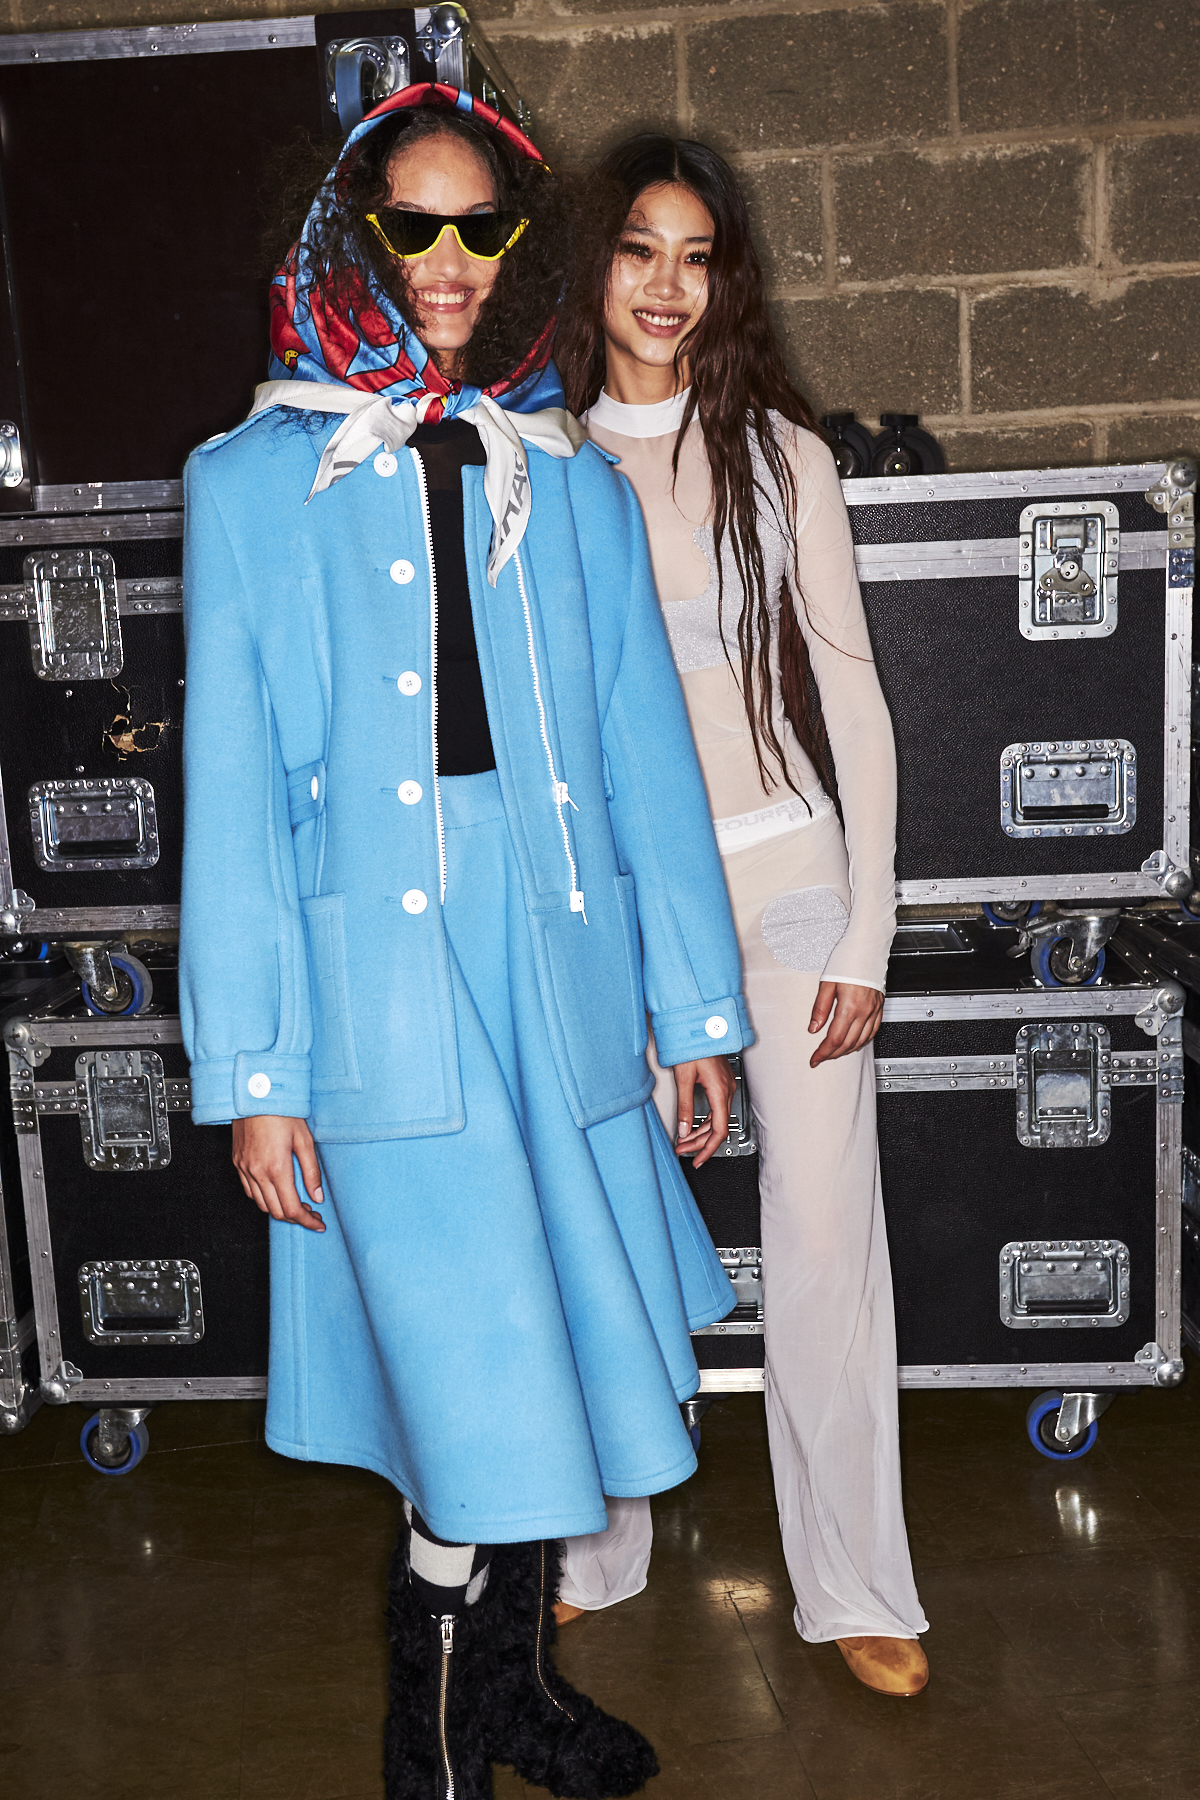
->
xmin=268 ymin=83 xmax=554 ymax=417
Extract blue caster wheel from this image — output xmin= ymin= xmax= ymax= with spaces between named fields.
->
xmin=982 ymin=901 xmax=1043 ymax=928
xmin=1179 ymin=893 xmax=1200 ymax=922
xmin=80 ymin=1413 xmax=149 ymax=1474
xmin=1031 ymin=935 xmax=1105 ymax=988
xmin=1026 ymin=1392 xmax=1098 ymax=1461
xmin=82 ymin=952 xmax=154 ymax=1017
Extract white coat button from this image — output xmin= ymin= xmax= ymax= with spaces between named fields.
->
xmin=397 ymin=781 xmax=423 ymax=805
xmin=704 ymin=1016 xmax=729 ymax=1040
xmin=310 ymin=776 xmax=319 ymax=800
xmin=397 ymin=671 xmax=422 ymax=696
xmin=374 ymin=451 xmax=398 ymax=477
xmin=402 ymin=889 xmax=428 ymax=914
xmin=390 ymin=558 xmax=415 ymax=585
xmin=247 ymin=1072 xmax=272 ymax=1099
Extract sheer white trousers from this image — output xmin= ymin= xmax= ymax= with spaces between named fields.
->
xmin=561 ymin=816 xmax=928 ymax=1642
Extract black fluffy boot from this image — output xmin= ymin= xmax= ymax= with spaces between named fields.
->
xmin=384 ymin=1530 xmax=494 ymax=1799
xmin=483 ymin=1539 xmax=659 ymax=1799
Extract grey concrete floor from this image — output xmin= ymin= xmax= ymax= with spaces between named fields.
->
xmin=1 ymin=1363 xmax=1199 ymax=1799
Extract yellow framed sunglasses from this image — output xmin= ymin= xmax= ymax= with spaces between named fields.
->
xmin=366 ymin=209 xmax=528 ymax=262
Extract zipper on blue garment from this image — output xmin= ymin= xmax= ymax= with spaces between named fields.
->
xmin=411 ymin=449 xmax=447 ymax=904
xmin=513 ymin=548 xmax=586 ymax=922
xmin=438 ymin=1615 xmax=456 ymax=1799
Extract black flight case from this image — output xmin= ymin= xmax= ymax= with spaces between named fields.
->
xmin=685 ymin=925 xmax=1186 ymax=1462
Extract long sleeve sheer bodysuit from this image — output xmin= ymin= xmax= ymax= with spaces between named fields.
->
xmin=560 ymin=393 xmax=928 ymax=1644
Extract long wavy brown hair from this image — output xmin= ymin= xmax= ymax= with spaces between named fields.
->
xmin=557 ymin=135 xmax=830 ymax=796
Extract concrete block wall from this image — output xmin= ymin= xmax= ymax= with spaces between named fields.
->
xmin=3 ymin=0 xmax=1198 ymax=471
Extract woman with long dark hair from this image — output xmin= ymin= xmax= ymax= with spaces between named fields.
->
xmin=181 ymin=89 xmax=751 ymax=1795
xmin=555 ymin=136 xmax=929 ymax=1696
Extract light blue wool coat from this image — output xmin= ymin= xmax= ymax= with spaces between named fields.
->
xmin=179 ymin=369 xmax=751 ymax=1535
xmin=180 ymin=390 xmax=751 ymax=1135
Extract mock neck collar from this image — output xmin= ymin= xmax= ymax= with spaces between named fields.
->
xmin=585 ymin=386 xmax=691 ymax=439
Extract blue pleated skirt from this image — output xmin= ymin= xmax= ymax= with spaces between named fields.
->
xmin=264 ymin=770 xmax=733 ymax=1542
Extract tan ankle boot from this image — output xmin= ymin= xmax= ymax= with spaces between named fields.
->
xmin=836 ymin=1635 xmax=929 ymax=1696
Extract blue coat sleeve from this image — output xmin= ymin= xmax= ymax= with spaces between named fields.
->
xmin=597 ymin=478 xmax=753 ymax=1066
xmin=179 ymin=453 xmax=314 ymax=1124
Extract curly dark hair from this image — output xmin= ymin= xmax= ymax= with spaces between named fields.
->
xmin=264 ymin=104 xmax=569 ymax=391
xmin=557 ymin=135 xmax=832 ymax=798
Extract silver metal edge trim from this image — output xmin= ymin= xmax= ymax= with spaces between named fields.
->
xmin=881 ymin=988 xmax=1155 ymax=1022
xmin=691 ymin=1321 xmax=763 ymax=1336
xmin=875 ymin=1049 xmax=1154 ymax=1094
xmin=14 ymin=1124 xmax=62 ymax=1387
xmin=899 ymin=1362 xmax=1156 ymax=1389
xmin=844 ymin=462 xmax=1168 ymax=507
xmin=896 ymin=874 xmax=1158 ymax=903
xmin=1156 ymin=1023 xmax=1184 ymax=1362
xmin=0 ymin=1308 xmax=36 ymax=1418
xmin=0 ymin=1194 xmax=26 ymax=1411
xmin=0 ymin=513 xmax=182 ymax=547
xmin=698 ymin=1363 xmax=1157 ymax=1393
xmin=35 ymin=480 xmax=183 ymax=513
xmin=17 ymin=907 xmax=180 ymax=932
xmin=74 ymin=1377 xmax=269 ymax=1401
xmin=1163 ymin=581 xmax=1192 ymax=873
xmin=0 ymin=19 xmax=314 ymax=63
xmin=854 ymin=528 xmax=1164 ymax=584
xmin=27 ymin=1018 xmax=183 ymax=1047
xmin=696 ymin=1368 xmax=764 ymax=1393
xmin=0 ymin=752 xmax=12 ymax=924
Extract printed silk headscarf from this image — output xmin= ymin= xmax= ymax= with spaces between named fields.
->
xmin=250 ymin=82 xmax=583 ymax=584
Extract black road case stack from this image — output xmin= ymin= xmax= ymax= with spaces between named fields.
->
xmin=684 ymin=457 xmax=1195 ymax=1461
xmin=0 ymin=8 xmax=531 ymax=1461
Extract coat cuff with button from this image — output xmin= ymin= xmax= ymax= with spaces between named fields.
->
xmin=650 ymin=996 xmax=753 ymax=1068
xmin=188 ymin=1052 xmax=313 ymax=1125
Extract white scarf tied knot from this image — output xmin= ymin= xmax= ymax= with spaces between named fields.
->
xmin=250 ymin=380 xmax=585 ymax=586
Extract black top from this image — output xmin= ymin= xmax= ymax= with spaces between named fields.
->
xmin=411 ymin=418 xmax=495 ymax=777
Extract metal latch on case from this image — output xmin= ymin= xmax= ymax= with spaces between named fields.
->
xmin=1018 ymin=502 xmax=1118 ymax=638
xmin=1000 ymin=739 xmax=1136 ymax=837
xmin=686 ymin=1052 xmax=758 ymax=1157
xmin=324 ymin=35 xmax=410 ymax=134
xmin=999 ymin=1239 xmax=1130 ymax=1329
xmin=28 ymin=777 xmax=159 ymax=872
xmin=1015 ymin=1021 xmax=1110 ymax=1149
xmin=78 ymin=1259 xmax=203 ymax=1345
xmin=77 ymin=1050 xmax=172 ymax=1172
xmin=24 ymin=548 xmax=123 ymax=680
xmin=719 ymin=1247 xmax=763 ymax=1320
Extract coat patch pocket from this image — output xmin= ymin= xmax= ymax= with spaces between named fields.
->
xmin=300 ymin=892 xmax=362 ymax=1093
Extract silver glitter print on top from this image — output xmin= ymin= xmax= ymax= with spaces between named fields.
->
xmin=761 ymin=885 xmax=849 ymax=972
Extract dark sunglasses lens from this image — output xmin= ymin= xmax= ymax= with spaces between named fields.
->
xmin=372 ymin=211 xmax=522 ymax=258
xmin=456 ymin=214 xmax=520 ymax=257
xmin=372 ymin=211 xmax=441 ymax=256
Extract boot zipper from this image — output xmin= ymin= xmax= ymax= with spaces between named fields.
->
xmin=535 ymin=1543 xmax=578 ymax=1722
xmin=411 ymin=449 xmax=447 ymax=905
xmin=438 ymin=1614 xmax=456 ymax=1800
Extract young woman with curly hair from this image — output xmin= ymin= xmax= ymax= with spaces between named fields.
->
xmin=555 ymin=135 xmax=930 ymax=1699
xmin=181 ymin=89 xmax=752 ymax=1796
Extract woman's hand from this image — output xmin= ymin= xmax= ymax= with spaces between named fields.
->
xmin=808 ymin=981 xmax=884 ymax=1067
xmin=673 ymin=1055 xmax=737 ymax=1169
xmin=232 ymin=1115 xmax=326 ymax=1232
